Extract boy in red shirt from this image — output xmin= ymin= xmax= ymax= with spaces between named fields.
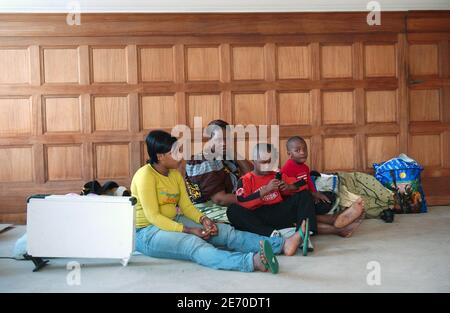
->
xmin=227 ymin=143 xmax=317 ymax=247
xmin=281 ymin=136 xmax=365 ymax=237
xmin=281 ymin=136 xmax=329 ymax=202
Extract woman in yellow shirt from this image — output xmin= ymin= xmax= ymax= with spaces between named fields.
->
xmin=132 ymin=130 xmax=302 ymax=273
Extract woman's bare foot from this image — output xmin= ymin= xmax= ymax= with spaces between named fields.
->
xmin=334 ymin=198 xmax=364 ymax=229
xmin=253 ymin=252 xmax=268 ymax=272
xmin=337 ymin=212 xmax=365 ymax=238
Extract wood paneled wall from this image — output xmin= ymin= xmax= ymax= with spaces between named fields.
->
xmin=0 ymin=12 xmax=449 ymax=224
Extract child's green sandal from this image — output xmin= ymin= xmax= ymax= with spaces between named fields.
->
xmin=298 ymin=218 xmax=310 ymax=256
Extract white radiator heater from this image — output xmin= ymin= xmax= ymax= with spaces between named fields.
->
xmin=26 ymin=195 xmax=136 ymax=271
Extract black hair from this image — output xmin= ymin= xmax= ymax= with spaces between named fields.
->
xmin=286 ymin=136 xmax=307 ymax=150
xmin=206 ymin=119 xmax=229 ymax=138
xmin=145 ymin=130 xmax=177 ymax=164
xmin=207 ymin=119 xmax=229 ymax=129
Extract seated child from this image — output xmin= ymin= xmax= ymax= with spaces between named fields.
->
xmin=227 ymin=143 xmax=316 ymax=254
xmin=281 ymin=136 xmax=365 ymax=237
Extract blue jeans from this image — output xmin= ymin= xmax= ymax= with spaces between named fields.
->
xmin=135 ymin=215 xmax=284 ymax=272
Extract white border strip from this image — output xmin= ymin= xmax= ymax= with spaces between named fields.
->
xmin=0 ymin=0 xmax=449 ymax=13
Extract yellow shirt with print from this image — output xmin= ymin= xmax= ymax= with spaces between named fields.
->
xmin=131 ymin=164 xmax=204 ymax=232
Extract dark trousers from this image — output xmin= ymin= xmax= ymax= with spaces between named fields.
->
xmin=227 ymin=191 xmax=317 ymax=237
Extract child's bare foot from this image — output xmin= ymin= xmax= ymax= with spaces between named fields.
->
xmin=253 ymin=252 xmax=268 ymax=272
xmin=282 ymin=231 xmax=302 ymax=256
xmin=334 ymin=198 xmax=364 ymax=228
xmin=337 ymin=212 xmax=365 ymax=238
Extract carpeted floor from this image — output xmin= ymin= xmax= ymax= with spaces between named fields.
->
xmin=1 ymin=206 xmax=449 ymax=293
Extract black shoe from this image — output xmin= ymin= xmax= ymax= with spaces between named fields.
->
xmin=380 ymin=209 xmax=395 ymax=223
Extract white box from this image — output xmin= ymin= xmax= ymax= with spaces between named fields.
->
xmin=27 ymin=195 xmax=136 ymax=267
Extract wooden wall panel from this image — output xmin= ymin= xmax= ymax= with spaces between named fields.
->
xmin=0 ymin=48 xmax=29 ymax=84
xmin=364 ymin=44 xmax=396 ymax=77
xmin=91 ymin=47 xmax=127 ymax=83
xmin=187 ymin=94 xmax=221 ymax=127
xmin=232 ymin=46 xmax=265 ymax=80
xmin=186 ymin=46 xmax=220 ymax=81
xmin=407 ymin=22 xmax=450 ymax=203
xmin=320 ymin=45 xmax=352 ymax=78
xmin=323 ymin=137 xmax=355 ymax=170
xmin=278 ymin=92 xmax=311 ymax=125
xmin=0 ymin=97 xmax=32 ymax=135
xmin=409 ymin=134 xmax=442 ymax=167
xmin=409 ymin=44 xmax=439 ymax=76
xmin=141 ymin=94 xmax=177 ymax=129
xmin=0 ymin=146 xmax=33 ymax=182
xmin=95 ymin=143 xmax=130 ymax=179
xmin=42 ymin=48 xmax=79 ymax=83
xmin=409 ymin=89 xmax=440 ymax=121
xmin=139 ymin=46 xmax=174 ymax=82
xmin=276 ymin=45 xmax=310 ymax=79
xmin=140 ymin=141 xmax=147 ymax=166
xmin=45 ymin=145 xmax=82 ymax=181
xmin=0 ymin=11 xmax=449 ymax=223
xmin=0 ymin=13 xmax=408 ymax=37
xmin=366 ymin=135 xmax=399 ymax=168
xmin=92 ymin=96 xmax=129 ymax=131
xmin=322 ymin=91 xmax=354 ymax=124
xmin=43 ymin=96 xmax=81 ymax=133
xmin=233 ymin=93 xmax=267 ymax=124
xmin=366 ymin=90 xmax=397 ymax=123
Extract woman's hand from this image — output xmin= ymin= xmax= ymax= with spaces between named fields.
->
xmin=201 ymin=216 xmax=219 ymax=236
xmin=183 ymin=226 xmax=211 ymax=240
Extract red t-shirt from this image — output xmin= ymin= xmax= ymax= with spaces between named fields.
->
xmin=281 ymin=159 xmax=317 ymax=192
xmin=235 ymin=171 xmax=308 ymax=210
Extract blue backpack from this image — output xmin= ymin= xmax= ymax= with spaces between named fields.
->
xmin=373 ymin=154 xmax=427 ymax=214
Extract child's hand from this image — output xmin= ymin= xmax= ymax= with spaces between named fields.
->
xmin=313 ymin=192 xmax=331 ymax=203
xmin=279 ymin=182 xmax=297 ymax=192
xmin=267 ymin=179 xmax=280 ymax=191
xmin=260 ymin=179 xmax=280 ymax=196
xmin=278 ymin=180 xmax=288 ymax=191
